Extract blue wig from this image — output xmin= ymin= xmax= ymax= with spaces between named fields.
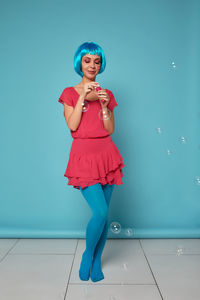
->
xmin=73 ymin=42 xmax=106 ymax=77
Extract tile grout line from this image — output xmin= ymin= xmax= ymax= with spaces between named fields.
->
xmin=64 ymin=238 xmax=79 ymax=300
xmin=139 ymin=239 xmax=164 ymax=300
xmin=0 ymin=238 xmax=21 ymax=264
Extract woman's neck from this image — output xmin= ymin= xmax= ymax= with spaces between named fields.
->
xmin=79 ymin=75 xmax=96 ymax=87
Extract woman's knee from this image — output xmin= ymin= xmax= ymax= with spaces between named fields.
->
xmin=95 ymin=207 xmax=108 ymax=221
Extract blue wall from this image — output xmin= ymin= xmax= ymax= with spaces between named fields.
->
xmin=0 ymin=0 xmax=200 ymax=238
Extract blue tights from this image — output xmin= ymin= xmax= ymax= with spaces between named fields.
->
xmin=79 ymin=183 xmax=114 ymax=282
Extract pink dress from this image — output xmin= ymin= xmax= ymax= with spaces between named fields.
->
xmin=58 ymin=86 xmax=125 ymax=190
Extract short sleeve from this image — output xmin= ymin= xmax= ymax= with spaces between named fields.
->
xmin=58 ymin=88 xmax=74 ymax=107
xmin=107 ymin=90 xmax=118 ymax=112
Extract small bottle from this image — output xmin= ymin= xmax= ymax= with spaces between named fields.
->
xmin=95 ymin=85 xmax=105 ymax=103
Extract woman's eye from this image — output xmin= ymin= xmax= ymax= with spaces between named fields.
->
xmin=84 ymin=61 xmax=100 ymax=64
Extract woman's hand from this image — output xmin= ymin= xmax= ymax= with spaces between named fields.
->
xmin=97 ymin=88 xmax=110 ymax=109
xmin=81 ymin=82 xmax=99 ymax=97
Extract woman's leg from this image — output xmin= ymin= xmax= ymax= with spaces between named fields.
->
xmin=79 ymin=183 xmax=108 ymax=281
xmin=90 ymin=183 xmax=114 ymax=281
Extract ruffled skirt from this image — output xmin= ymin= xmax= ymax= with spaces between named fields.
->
xmin=64 ymin=135 xmax=125 ymax=190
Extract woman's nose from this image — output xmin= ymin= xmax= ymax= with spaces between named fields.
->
xmin=90 ymin=62 xmax=95 ymax=67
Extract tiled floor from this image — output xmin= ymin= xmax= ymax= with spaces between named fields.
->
xmin=0 ymin=238 xmax=200 ymax=300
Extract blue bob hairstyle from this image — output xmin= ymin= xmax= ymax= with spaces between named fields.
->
xmin=73 ymin=42 xmax=106 ymax=77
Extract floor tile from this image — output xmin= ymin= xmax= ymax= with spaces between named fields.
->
xmin=146 ymin=253 xmax=200 ymax=300
xmin=9 ymin=238 xmax=78 ymax=254
xmin=0 ymin=253 xmax=73 ymax=300
xmin=66 ymin=284 xmax=162 ymax=300
xmin=140 ymin=238 xmax=200 ymax=255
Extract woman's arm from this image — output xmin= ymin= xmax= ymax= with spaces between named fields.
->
xmin=64 ymin=95 xmax=85 ymax=131
xmin=102 ymin=107 xmax=115 ymax=135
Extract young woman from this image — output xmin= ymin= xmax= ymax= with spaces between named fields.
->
xmin=58 ymin=42 xmax=125 ymax=282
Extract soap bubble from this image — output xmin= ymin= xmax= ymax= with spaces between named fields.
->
xmin=82 ymin=100 xmax=89 ymax=112
xmin=59 ymin=291 xmax=65 ymax=298
xmin=98 ymin=108 xmax=112 ymax=120
xmin=194 ymin=176 xmax=200 ymax=186
xmin=176 ymin=245 xmax=185 ymax=256
xmin=124 ymin=227 xmax=134 ymax=237
xmin=167 ymin=149 xmax=172 ymax=155
xmin=156 ymin=127 xmax=162 ymax=134
xmin=179 ymin=136 xmax=187 ymax=143
xmin=110 ymin=222 xmax=121 ymax=234
xmin=121 ymin=262 xmax=128 ymax=271
xmin=171 ymin=61 xmax=177 ymax=69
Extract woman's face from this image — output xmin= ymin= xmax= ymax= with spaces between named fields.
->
xmin=81 ymin=53 xmax=101 ymax=79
